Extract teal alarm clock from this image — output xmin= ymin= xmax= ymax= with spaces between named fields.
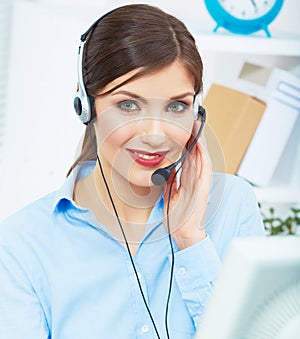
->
xmin=204 ymin=0 xmax=284 ymax=37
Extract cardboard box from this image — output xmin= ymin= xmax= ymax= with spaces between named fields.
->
xmin=203 ymin=84 xmax=266 ymax=174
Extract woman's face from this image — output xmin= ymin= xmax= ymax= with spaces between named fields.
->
xmin=93 ymin=60 xmax=195 ymax=188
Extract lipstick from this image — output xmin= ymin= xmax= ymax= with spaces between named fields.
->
xmin=127 ymin=149 xmax=168 ymax=167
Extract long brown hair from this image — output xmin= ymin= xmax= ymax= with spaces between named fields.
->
xmin=67 ymin=4 xmax=203 ymax=176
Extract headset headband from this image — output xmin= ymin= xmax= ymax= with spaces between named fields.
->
xmin=73 ymin=8 xmax=122 ymax=124
xmin=73 ymin=7 xmax=202 ymax=124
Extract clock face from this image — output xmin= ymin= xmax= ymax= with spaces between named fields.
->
xmin=218 ymin=0 xmax=276 ymax=20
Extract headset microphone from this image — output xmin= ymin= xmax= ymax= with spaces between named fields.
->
xmin=151 ymin=105 xmax=206 ymax=185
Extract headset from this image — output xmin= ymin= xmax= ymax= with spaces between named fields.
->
xmin=73 ymin=7 xmax=206 ymax=339
xmin=73 ymin=7 xmax=206 ymax=128
xmin=73 ymin=8 xmax=119 ymax=124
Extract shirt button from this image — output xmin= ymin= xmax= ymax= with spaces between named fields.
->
xmin=141 ymin=325 xmax=149 ymax=333
xmin=137 ymin=272 xmax=142 ymax=279
xmin=178 ymin=267 xmax=186 ymax=275
xmin=194 ymin=316 xmax=201 ymax=324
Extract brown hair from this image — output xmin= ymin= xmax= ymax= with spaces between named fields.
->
xmin=67 ymin=4 xmax=203 ymax=176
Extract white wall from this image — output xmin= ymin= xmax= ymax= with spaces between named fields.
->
xmin=0 ymin=0 xmax=13 ymax=173
xmin=1 ymin=0 xmax=86 ymax=219
xmin=1 ymin=0 xmax=300 ymax=220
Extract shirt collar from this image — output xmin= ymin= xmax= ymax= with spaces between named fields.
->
xmin=52 ymin=161 xmax=96 ymax=214
xmin=52 ymin=161 xmax=165 ymax=243
xmin=52 ymin=160 xmax=214 ymax=219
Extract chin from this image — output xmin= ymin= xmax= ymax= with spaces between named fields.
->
xmin=128 ymin=175 xmax=154 ymax=188
xmin=126 ymin=169 xmax=160 ymax=188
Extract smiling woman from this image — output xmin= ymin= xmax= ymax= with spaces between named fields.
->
xmin=0 ymin=4 xmax=265 ymax=339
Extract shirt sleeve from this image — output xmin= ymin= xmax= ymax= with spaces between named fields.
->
xmin=238 ymin=183 xmax=266 ymax=237
xmin=169 ymin=178 xmax=266 ymax=332
xmin=0 ymin=234 xmax=50 ymax=339
xmin=169 ymin=235 xmax=221 ymax=330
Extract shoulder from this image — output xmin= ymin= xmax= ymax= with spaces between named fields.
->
xmin=209 ymin=173 xmax=255 ymax=212
xmin=207 ymin=173 xmax=265 ymax=260
xmin=212 ymin=172 xmax=253 ymax=196
xmin=207 ymin=172 xmax=261 ymax=230
xmin=0 ymin=192 xmax=57 ymax=242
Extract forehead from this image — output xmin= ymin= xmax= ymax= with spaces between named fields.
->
xmin=99 ymin=61 xmax=194 ymax=98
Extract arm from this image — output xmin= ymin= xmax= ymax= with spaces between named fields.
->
xmin=163 ymin=118 xmax=265 ymax=330
xmin=0 ymin=234 xmax=50 ymax=339
xmin=238 ymin=182 xmax=266 ymax=237
xmin=169 ymin=235 xmax=221 ymax=329
xmin=163 ymin=118 xmax=220 ymax=329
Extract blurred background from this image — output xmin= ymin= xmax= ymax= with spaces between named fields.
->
xmin=0 ymin=0 xmax=299 ymax=222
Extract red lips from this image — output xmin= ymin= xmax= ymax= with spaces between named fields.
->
xmin=127 ymin=149 xmax=168 ymax=167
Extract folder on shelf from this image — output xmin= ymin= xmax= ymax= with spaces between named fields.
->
xmin=237 ymin=69 xmax=300 ymax=187
xmin=203 ymin=84 xmax=266 ymax=174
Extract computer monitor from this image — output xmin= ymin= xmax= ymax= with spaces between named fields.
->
xmin=195 ymin=236 xmax=300 ymax=339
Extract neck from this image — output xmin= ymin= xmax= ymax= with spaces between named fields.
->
xmin=73 ymin=156 xmax=164 ymax=247
xmin=94 ymin=154 xmax=163 ymax=225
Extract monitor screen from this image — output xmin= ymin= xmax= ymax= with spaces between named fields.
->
xmin=195 ymin=236 xmax=300 ymax=339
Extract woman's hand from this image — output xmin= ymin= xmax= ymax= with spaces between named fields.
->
xmin=163 ymin=119 xmax=212 ymax=250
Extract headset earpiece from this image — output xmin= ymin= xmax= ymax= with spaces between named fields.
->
xmin=73 ymin=88 xmax=93 ymax=125
xmin=193 ymin=94 xmax=206 ymax=121
xmin=74 ymin=8 xmax=121 ymax=125
xmin=73 ymin=40 xmax=95 ymax=124
xmin=198 ymin=105 xmax=206 ymax=122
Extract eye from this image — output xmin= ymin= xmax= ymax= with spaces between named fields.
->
xmin=166 ymin=101 xmax=189 ymax=113
xmin=117 ymin=100 xmax=140 ymax=113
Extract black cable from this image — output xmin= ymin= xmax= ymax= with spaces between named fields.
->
xmin=96 ymin=113 xmax=204 ymax=337
xmin=164 ymin=165 xmax=183 ymax=338
xmin=164 ymin=108 xmax=205 ymax=336
xmin=96 ymin=155 xmax=161 ymax=339
xmin=96 ymin=155 xmax=183 ymax=339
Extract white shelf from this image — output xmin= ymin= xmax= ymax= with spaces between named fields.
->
xmin=193 ymin=31 xmax=300 ymax=56
xmin=254 ymin=186 xmax=300 ymax=204
xmin=195 ymin=28 xmax=300 ymax=207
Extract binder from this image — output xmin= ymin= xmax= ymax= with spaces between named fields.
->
xmin=203 ymin=84 xmax=266 ymax=174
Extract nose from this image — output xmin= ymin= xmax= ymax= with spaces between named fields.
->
xmin=140 ymin=118 xmax=167 ymax=147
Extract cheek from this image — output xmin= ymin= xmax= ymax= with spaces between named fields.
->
xmin=94 ymin=112 xmax=135 ymax=151
xmin=99 ymin=126 xmax=134 ymax=152
xmin=173 ymin=128 xmax=191 ymax=145
xmin=167 ymin=122 xmax=193 ymax=149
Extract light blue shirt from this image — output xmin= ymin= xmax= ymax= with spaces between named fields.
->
xmin=0 ymin=162 xmax=265 ymax=339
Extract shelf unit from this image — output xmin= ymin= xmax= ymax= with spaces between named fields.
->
xmin=191 ymin=30 xmax=300 ymax=210
xmin=194 ymin=31 xmax=300 ymax=56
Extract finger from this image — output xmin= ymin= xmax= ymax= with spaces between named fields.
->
xmin=186 ymin=135 xmax=202 ymax=179
xmin=163 ymin=168 xmax=178 ymax=204
xmin=196 ymin=132 xmax=212 ymax=170
xmin=192 ymin=119 xmax=201 ymax=138
xmin=197 ymin=143 xmax=212 ymax=193
xmin=179 ymin=155 xmax=192 ymax=190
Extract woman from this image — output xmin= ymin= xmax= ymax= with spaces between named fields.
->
xmin=0 ymin=4 xmax=265 ymax=339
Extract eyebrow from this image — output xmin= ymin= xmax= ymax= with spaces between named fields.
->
xmin=111 ymin=90 xmax=194 ymax=101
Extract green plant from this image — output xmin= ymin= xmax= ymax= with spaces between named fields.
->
xmin=259 ymin=204 xmax=300 ymax=236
